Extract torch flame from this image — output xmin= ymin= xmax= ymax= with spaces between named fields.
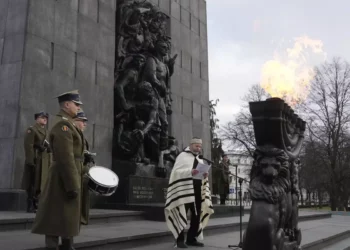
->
xmin=260 ymin=36 xmax=326 ymax=106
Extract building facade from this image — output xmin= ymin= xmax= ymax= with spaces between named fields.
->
xmin=226 ymin=151 xmax=253 ymax=204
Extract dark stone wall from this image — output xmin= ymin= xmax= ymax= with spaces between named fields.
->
xmin=0 ymin=0 xmax=116 ymax=190
xmin=0 ymin=0 xmax=210 ymax=194
xmin=149 ymin=0 xmax=210 ymax=158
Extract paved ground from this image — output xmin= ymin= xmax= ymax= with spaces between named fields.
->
xmin=0 ymin=212 xmax=348 ymax=250
xmin=124 ymin=215 xmax=350 ymax=250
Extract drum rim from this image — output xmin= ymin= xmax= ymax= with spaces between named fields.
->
xmin=88 ymin=166 xmax=119 ymax=187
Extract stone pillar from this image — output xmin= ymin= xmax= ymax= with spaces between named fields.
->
xmin=0 ymin=0 xmax=116 ymax=211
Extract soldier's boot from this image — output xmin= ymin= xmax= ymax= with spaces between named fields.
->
xmin=26 ymin=198 xmax=36 ymax=213
xmin=61 ymin=238 xmax=75 ymax=250
xmin=45 ymin=235 xmax=59 ymax=250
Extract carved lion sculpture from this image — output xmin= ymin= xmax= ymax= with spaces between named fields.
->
xmin=243 ymin=145 xmax=298 ymax=250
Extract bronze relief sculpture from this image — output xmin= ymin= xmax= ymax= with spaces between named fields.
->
xmin=113 ymin=0 xmax=179 ymax=177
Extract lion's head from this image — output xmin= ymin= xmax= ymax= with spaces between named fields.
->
xmin=249 ymin=145 xmax=291 ymax=204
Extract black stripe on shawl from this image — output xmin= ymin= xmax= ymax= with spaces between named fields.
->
xmin=167 ymin=186 xmax=194 ymax=200
xmin=177 ymin=206 xmax=187 ymax=224
xmin=168 ymin=216 xmax=179 ymax=235
xmin=167 ymin=183 xmax=193 ymax=195
xmin=165 ymin=193 xmax=195 ymax=208
xmin=168 ymin=177 xmax=193 ymax=188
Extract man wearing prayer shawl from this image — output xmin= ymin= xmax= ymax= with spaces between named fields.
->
xmin=164 ymin=137 xmax=214 ymax=248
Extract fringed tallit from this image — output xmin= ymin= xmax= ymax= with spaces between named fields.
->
xmin=164 ymin=149 xmax=214 ymax=240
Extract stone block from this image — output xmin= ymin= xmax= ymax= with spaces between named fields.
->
xmin=99 ymin=0 xmax=117 ymax=11
xmin=192 ymin=58 xmax=200 ymax=78
xmin=96 ymin=62 xmax=114 ymax=87
xmin=54 ymin=1 xmax=78 ymax=51
xmin=2 ymin=34 xmax=25 ymax=64
xmin=73 ymin=77 xmax=97 ymax=119
xmin=0 ymin=62 xmax=21 ymax=139
xmin=77 ymin=15 xmax=98 ymax=60
xmin=180 ymin=70 xmax=192 ymax=99
xmin=79 ymin=0 xmax=98 ymax=22
xmin=181 ymin=50 xmax=191 ymax=72
xmin=0 ymin=0 xmax=9 ymax=39
xmin=159 ymin=0 xmax=170 ymax=15
xmin=24 ymin=34 xmax=51 ymax=69
xmin=199 ymin=0 xmax=207 ymax=23
xmin=97 ymin=26 xmax=115 ymax=67
xmin=191 ymin=78 xmax=202 ymax=104
xmin=182 ymin=98 xmax=192 ymax=118
xmin=5 ymin=0 xmax=28 ymax=35
xmin=180 ymin=7 xmax=190 ymax=28
xmin=193 ymin=102 xmax=201 ymax=120
xmin=76 ymin=54 xmax=96 ymax=86
xmin=200 ymin=62 xmax=208 ymax=81
xmin=180 ymin=24 xmax=191 ymax=53
xmin=93 ymin=125 xmax=113 ymax=151
xmin=171 ymin=93 xmax=182 ymax=114
xmin=192 ymin=119 xmax=203 ymax=138
xmin=190 ymin=0 xmax=199 ymax=18
xmin=94 ymin=85 xmax=114 ymax=127
xmin=202 ymin=123 xmax=210 ymax=157
xmin=191 ymin=32 xmax=200 ymax=60
xmin=170 ymin=64 xmax=181 ymax=95
xmin=94 ymin=147 xmax=112 ymax=169
xmin=201 ymin=105 xmax=210 ymax=124
xmin=0 ymin=38 xmax=3 ymax=61
xmin=53 ymin=44 xmax=76 ymax=78
xmin=0 ymin=138 xmax=15 ymax=188
xmin=170 ymin=1 xmax=180 ymax=21
xmin=201 ymin=82 xmax=209 ymax=107
xmin=200 ymin=21 xmax=207 ymax=38
xmin=180 ymin=0 xmax=190 ymax=10
xmin=0 ymin=189 xmax=26 ymax=211
xmin=181 ymin=117 xmax=193 ymax=144
xmin=58 ymin=0 xmax=79 ymax=11
xmin=12 ymin=136 xmax=25 ymax=188
xmin=27 ymin=0 xmax=54 ymax=42
xmin=171 ymin=44 xmax=181 ymax=67
xmin=98 ymin=2 xmax=115 ymax=31
xmin=200 ymin=37 xmax=208 ymax=64
xmin=191 ymin=15 xmax=199 ymax=34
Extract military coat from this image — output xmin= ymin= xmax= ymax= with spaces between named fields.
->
xmin=21 ymin=123 xmax=51 ymax=193
xmin=31 ymin=110 xmax=85 ymax=237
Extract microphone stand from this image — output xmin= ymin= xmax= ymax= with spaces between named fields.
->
xmin=209 ymin=161 xmax=249 ymax=250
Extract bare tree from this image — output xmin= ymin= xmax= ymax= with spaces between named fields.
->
xmin=301 ymin=57 xmax=350 ymax=210
xmin=220 ymin=84 xmax=270 ymax=156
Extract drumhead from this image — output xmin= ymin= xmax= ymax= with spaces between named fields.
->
xmin=88 ymin=166 xmax=119 ymax=187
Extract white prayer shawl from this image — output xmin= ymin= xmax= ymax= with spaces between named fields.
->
xmin=164 ymin=148 xmax=214 ymax=240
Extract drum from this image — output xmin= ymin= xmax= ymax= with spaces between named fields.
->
xmin=87 ymin=166 xmax=119 ymax=196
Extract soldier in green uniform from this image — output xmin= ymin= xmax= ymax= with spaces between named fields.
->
xmin=218 ymin=154 xmax=232 ymax=205
xmin=73 ymin=110 xmax=95 ymax=226
xmin=31 ymin=90 xmax=84 ymax=250
xmin=21 ymin=111 xmax=51 ymax=213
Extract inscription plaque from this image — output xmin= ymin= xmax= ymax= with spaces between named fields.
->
xmin=128 ymin=175 xmax=169 ymax=203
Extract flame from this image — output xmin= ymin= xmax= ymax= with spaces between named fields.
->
xmin=260 ymin=36 xmax=326 ymax=106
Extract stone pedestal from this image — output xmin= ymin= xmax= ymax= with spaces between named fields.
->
xmin=0 ymin=189 xmax=26 ymax=211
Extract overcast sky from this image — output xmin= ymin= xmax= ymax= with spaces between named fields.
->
xmin=206 ymin=0 xmax=350 ymax=125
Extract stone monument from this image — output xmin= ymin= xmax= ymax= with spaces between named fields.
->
xmin=243 ymin=98 xmax=305 ymax=250
xmin=0 ymin=0 xmax=210 ymax=211
xmin=107 ymin=0 xmax=210 ymax=206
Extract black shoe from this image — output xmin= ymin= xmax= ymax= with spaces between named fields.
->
xmin=186 ymin=241 xmax=204 ymax=247
xmin=175 ymin=242 xmax=188 ymax=248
